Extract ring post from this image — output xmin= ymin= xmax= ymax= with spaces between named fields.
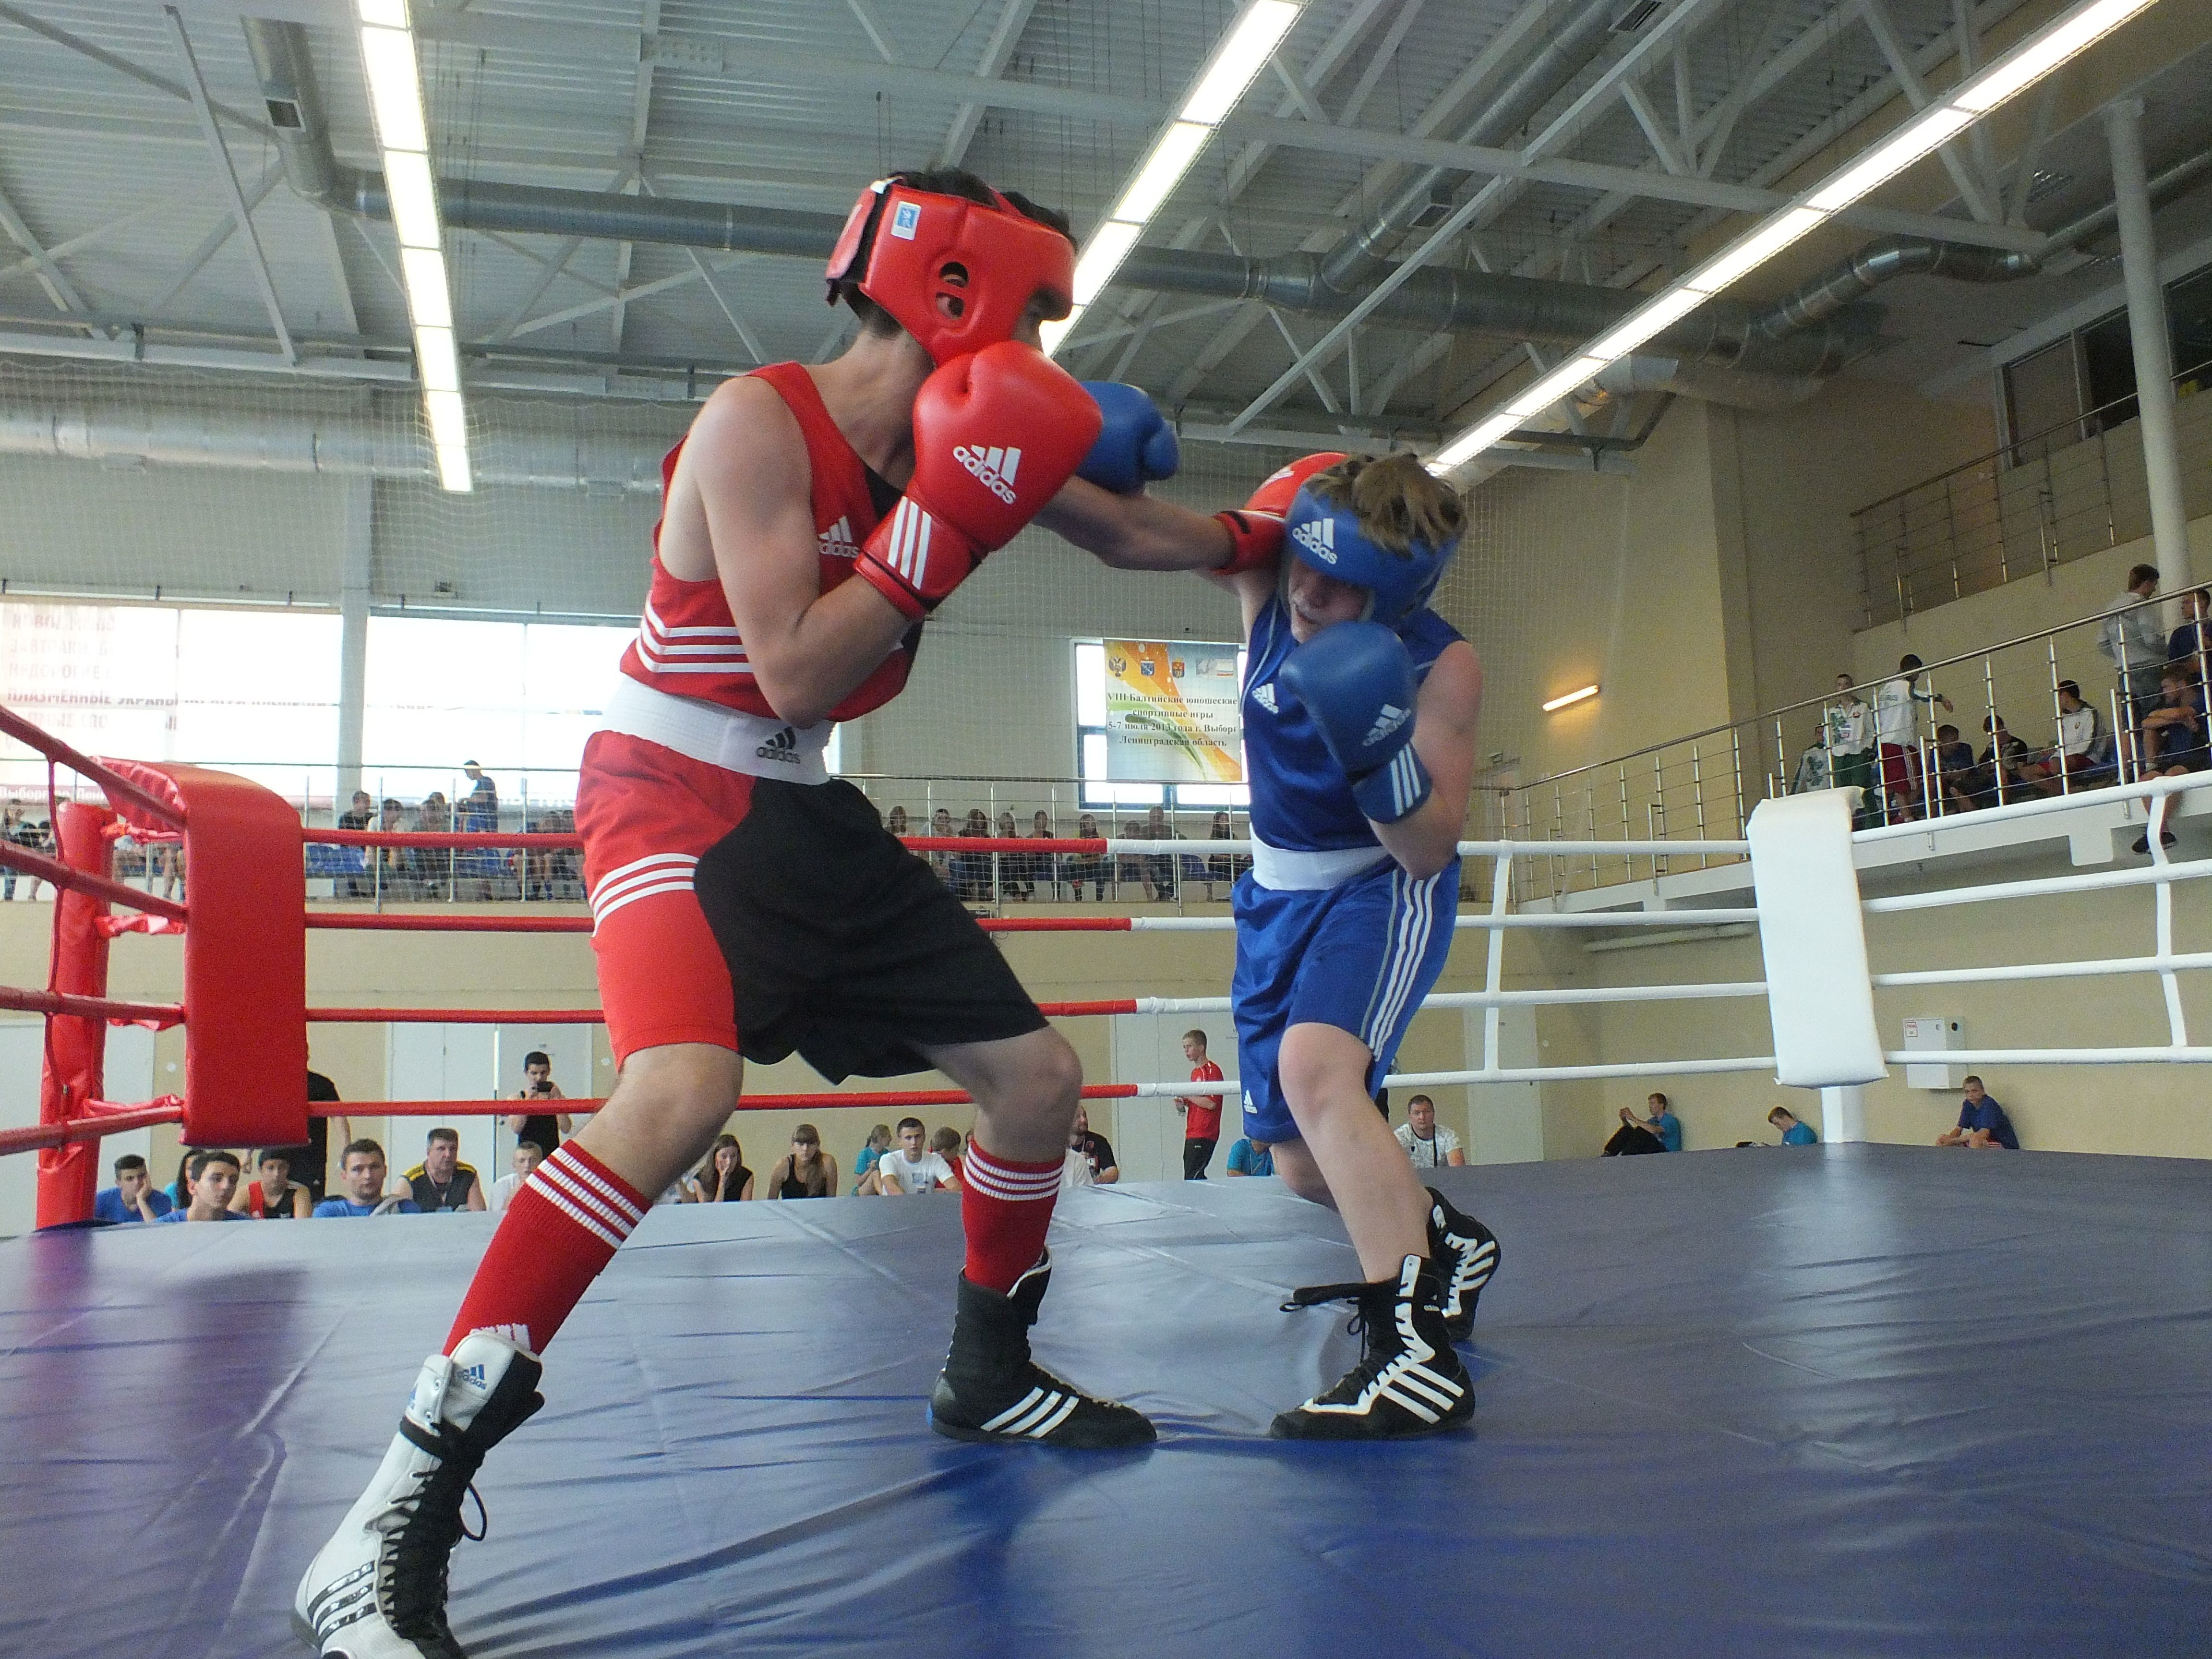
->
xmin=34 ymin=801 xmax=118 ymax=1227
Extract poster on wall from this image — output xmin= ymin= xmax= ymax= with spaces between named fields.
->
xmin=1102 ymin=639 xmax=1244 ymax=782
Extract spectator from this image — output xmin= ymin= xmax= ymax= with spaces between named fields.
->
xmin=2103 ymin=563 xmax=2165 ymax=745
xmin=949 ymin=808 xmax=993 ymax=901
xmin=926 ymin=807 xmax=956 ymax=883
xmin=1936 ymin=1074 xmax=2020 ymax=1149
xmin=485 ymin=1141 xmax=544 ymax=1215
xmin=1204 ymin=809 xmax=1249 ymax=897
xmin=1176 ymin=1028 xmax=1225 ymax=1179
xmin=1027 ymin=809 xmax=1055 ymax=899
xmin=1066 ymin=812 xmax=1107 ymax=901
xmin=3 ymin=809 xmax=49 ymax=901
xmin=1225 ymin=1134 xmax=1274 ymax=1177
xmin=1930 ymin=724 xmax=1979 ymax=816
xmin=232 ymin=1148 xmax=311 ymax=1219
xmin=506 ymin=1049 xmax=571 ymax=1159
xmin=375 ymin=797 xmax=412 ymax=897
xmin=1395 ymin=1093 xmax=1467 ymax=1168
xmin=339 ymin=789 xmax=375 ymax=831
xmin=2168 ymin=587 xmax=2210 ymax=672
xmin=886 ymin=805 xmax=910 ymax=839
xmin=1824 ymin=675 xmax=1876 ymax=822
xmin=852 ymin=1123 xmax=892 ymax=1195
xmin=455 ymin=763 xmax=502 ymax=900
xmin=154 ymin=1150 xmax=248 ymax=1222
xmin=167 ymin=1149 xmax=197 ymax=1211
xmin=92 ymin=1153 xmax=173 ymax=1223
xmin=313 ymin=1140 xmax=423 ymax=1215
xmin=1767 ymin=1106 xmax=1818 ymax=1146
xmin=1973 ymin=716 xmax=2034 ymax=808
xmin=995 ymin=810 xmax=1031 ymax=901
xmin=686 ymin=1133 xmax=754 ymax=1202
xmin=1790 ymin=726 xmax=1832 ymax=795
xmin=407 ymin=1127 xmax=487 ymax=1213
xmin=931 ymin=1126 xmax=965 ymax=1183
xmin=875 ymin=1117 xmax=957 ymax=1195
xmin=1603 ymin=1092 xmax=1681 ymax=1154
xmin=2036 ymin=681 xmax=2109 ymax=793
xmin=766 ymin=1124 xmax=837 ymax=1199
xmin=1142 ymin=804 xmax=1177 ymax=901
xmin=459 ymin=761 xmax=498 ymax=830
xmin=1875 ymin=655 xmax=1949 ymax=823
xmin=1070 ymin=1104 xmax=1118 ymax=1183
xmin=1060 ymin=1137 xmax=1094 ymax=1189
xmin=2140 ymin=668 xmax=2207 ymax=775
xmin=1115 ymin=817 xmax=1147 ymax=896
xmin=413 ymin=792 xmax=453 ymax=897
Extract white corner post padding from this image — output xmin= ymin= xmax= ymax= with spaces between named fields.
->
xmin=1747 ymin=793 xmax=1887 ymax=1090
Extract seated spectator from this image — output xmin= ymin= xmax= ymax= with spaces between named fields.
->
xmin=1225 ymin=1134 xmax=1274 ymax=1177
xmin=313 ymin=1140 xmax=423 ymax=1215
xmin=852 ymin=1123 xmax=892 ymax=1195
xmin=1142 ymin=804 xmax=1178 ymax=901
xmin=875 ymin=1117 xmax=957 ymax=1195
xmin=2035 ymin=681 xmax=2109 ymax=793
xmin=1604 ymin=1092 xmax=1681 ymax=1154
xmin=407 ymin=1127 xmax=486 ymax=1213
xmin=995 ymin=810 xmax=1032 ymax=901
xmin=167 ymin=1150 xmax=196 ymax=1212
xmin=766 ymin=1124 xmax=837 ymax=1199
xmin=1065 ymin=812 xmax=1107 ymax=901
xmin=2140 ymin=668 xmax=2208 ymax=774
xmin=486 ymin=1140 xmax=544 ymax=1215
xmin=1204 ymin=810 xmax=1250 ymax=897
xmin=413 ymin=793 xmax=454 ymax=896
xmin=1395 ymin=1093 xmax=1466 ymax=1168
xmin=1027 ymin=809 xmax=1056 ymax=899
xmin=1930 ymin=724 xmax=1979 ymax=816
xmin=1767 ymin=1106 xmax=1818 ymax=1146
xmin=686 ymin=1133 xmax=754 ymax=1202
xmin=926 ymin=807 xmax=956 ymax=883
xmin=337 ymin=789 xmax=376 ymax=897
xmin=1936 ymin=1075 xmax=2020 ymax=1149
xmin=1790 ymin=727 xmax=1832 ymax=795
xmin=232 ymin=1148 xmax=311 ymax=1219
xmin=154 ymin=1150 xmax=248 ymax=1222
xmin=947 ymin=808 xmax=993 ymax=901
xmin=1070 ymin=1105 xmax=1118 ymax=1183
xmin=375 ymin=797 xmax=413 ymax=898
xmin=886 ymin=805 xmax=910 ymax=841
xmin=93 ymin=1153 xmax=173 ymax=1224
xmin=1975 ymin=715 xmax=2033 ymax=807
xmin=931 ymin=1125 xmax=965 ymax=1184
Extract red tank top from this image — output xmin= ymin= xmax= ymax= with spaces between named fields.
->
xmin=617 ymin=362 xmax=915 ymax=721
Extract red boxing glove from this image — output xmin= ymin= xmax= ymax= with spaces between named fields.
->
xmin=1211 ymin=451 xmax=1343 ymax=577
xmin=856 ymin=341 xmax=1105 ymax=620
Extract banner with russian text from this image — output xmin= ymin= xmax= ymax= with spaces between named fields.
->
xmin=1102 ymin=639 xmax=1243 ymax=782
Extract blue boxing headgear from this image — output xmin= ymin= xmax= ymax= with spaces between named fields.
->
xmin=1282 ymin=485 xmax=1457 ymax=628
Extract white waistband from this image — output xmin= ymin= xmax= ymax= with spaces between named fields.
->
xmin=1248 ymin=834 xmax=1389 ymax=891
xmin=599 ymin=676 xmax=832 ymax=784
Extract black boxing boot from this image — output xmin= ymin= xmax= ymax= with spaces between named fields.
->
xmin=928 ymin=1253 xmax=1155 ymax=1449
xmin=1272 ymin=1255 xmax=1473 ymax=1440
xmin=1425 ymin=1187 xmax=1501 ymax=1342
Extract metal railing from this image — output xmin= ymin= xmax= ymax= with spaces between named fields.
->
xmin=1496 ymin=593 xmax=2209 ymax=902
xmin=1853 ymin=355 xmax=2212 ymax=627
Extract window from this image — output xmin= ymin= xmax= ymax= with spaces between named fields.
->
xmin=1072 ymin=640 xmax=1249 ymax=810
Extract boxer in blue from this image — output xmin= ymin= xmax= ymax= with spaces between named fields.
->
xmin=1045 ymin=402 xmax=1501 ymax=1439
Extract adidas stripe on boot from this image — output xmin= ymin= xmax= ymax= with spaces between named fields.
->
xmin=293 ymin=1332 xmax=544 ymax=1658
xmin=1272 ymin=1255 xmax=1473 ymax=1441
xmin=1426 ymin=1188 xmax=1501 ymax=1343
xmin=928 ymin=1255 xmax=1155 ymax=1449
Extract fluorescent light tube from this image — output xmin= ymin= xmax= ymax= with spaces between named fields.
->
xmin=1113 ymin=121 xmax=1212 ymax=225
xmin=1542 ymin=685 xmax=1600 ymax=712
xmin=426 ymin=387 xmax=467 ymax=449
xmin=360 ymin=25 xmax=428 ymax=154
xmin=1430 ymin=412 xmax=1519 ymax=472
xmin=1040 ymin=309 xmax=1082 ymax=355
xmin=401 ymin=247 xmax=451 ymax=326
xmin=414 ymin=325 xmax=459 ymax=392
xmin=1071 ymin=220 xmax=1143 ymax=306
xmin=1585 ymin=286 xmax=1709 ymax=360
xmin=434 ymin=440 xmax=473 ymax=493
xmin=1181 ymin=1 xmax=1302 ymax=124
xmin=384 ymin=150 xmax=440 ymax=249
xmin=1806 ymin=108 xmax=1973 ymax=213
xmin=1953 ymin=0 xmax=2158 ymax=112
xmin=1686 ymin=205 xmax=1827 ymax=294
xmin=357 ymin=0 xmax=408 ymax=26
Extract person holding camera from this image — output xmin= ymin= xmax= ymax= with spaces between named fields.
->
xmin=505 ymin=1049 xmax=572 ymax=1157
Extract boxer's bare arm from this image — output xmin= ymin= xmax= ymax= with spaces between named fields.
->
xmin=669 ymin=378 xmax=913 ymax=728
xmin=1035 ymin=478 xmax=1230 ymax=573
xmin=1373 ymin=641 xmax=1482 ymax=880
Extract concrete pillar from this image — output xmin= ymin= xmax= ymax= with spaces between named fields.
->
xmin=336 ymin=473 xmax=372 ymax=809
xmin=2105 ymin=98 xmax=2194 ymax=606
xmin=1820 ymin=1084 xmax=1866 ymax=1145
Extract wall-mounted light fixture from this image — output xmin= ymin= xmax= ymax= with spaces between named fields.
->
xmin=1541 ymin=684 xmax=1600 ymax=713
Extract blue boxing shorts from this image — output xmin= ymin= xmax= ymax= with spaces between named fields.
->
xmin=1230 ymin=855 xmax=1459 ymax=1143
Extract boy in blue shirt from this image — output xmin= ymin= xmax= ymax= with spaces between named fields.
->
xmin=1225 ymin=1136 xmax=1275 ymax=1178
xmin=1937 ymin=1076 xmax=2020 ymax=1149
xmin=154 ymin=1150 xmax=249 ymax=1222
xmin=1768 ymin=1106 xmax=1819 ymax=1145
xmin=92 ymin=1153 xmax=172 ymax=1223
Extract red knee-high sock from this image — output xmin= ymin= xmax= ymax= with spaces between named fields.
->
xmin=445 ymin=1143 xmax=647 ymax=1355
xmin=959 ymin=1141 xmax=1065 ymax=1293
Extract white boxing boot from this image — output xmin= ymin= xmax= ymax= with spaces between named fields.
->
xmin=293 ymin=1332 xmax=544 ymax=1657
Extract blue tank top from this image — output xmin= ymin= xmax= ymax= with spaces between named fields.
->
xmin=1243 ymin=594 xmax=1465 ymax=853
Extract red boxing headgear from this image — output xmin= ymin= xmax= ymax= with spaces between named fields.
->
xmin=824 ymin=177 xmax=1075 ymax=367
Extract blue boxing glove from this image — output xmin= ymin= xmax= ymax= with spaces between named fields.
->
xmin=1277 ymin=621 xmax=1433 ymax=823
xmin=1077 ymin=381 xmax=1180 ymax=493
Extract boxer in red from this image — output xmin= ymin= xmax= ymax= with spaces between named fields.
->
xmin=295 ymin=170 xmax=1149 ymax=1659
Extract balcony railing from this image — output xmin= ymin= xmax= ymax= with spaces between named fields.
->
xmin=1852 ymin=356 xmax=2212 ymax=627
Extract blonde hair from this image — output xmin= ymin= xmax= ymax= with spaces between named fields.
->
xmin=1303 ymin=453 xmax=1464 ymax=558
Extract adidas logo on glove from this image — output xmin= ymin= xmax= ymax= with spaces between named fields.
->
xmin=954 ymin=444 xmax=1022 ymax=504
xmin=1363 ymin=703 xmax=1410 ymax=747
xmin=755 ymin=726 xmax=802 ymax=764
xmin=1291 ymin=517 xmax=1337 ymax=565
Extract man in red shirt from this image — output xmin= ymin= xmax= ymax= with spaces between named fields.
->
xmin=296 ymin=168 xmax=1154 ymax=1659
xmin=1176 ymin=1028 xmax=1226 ymax=1179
